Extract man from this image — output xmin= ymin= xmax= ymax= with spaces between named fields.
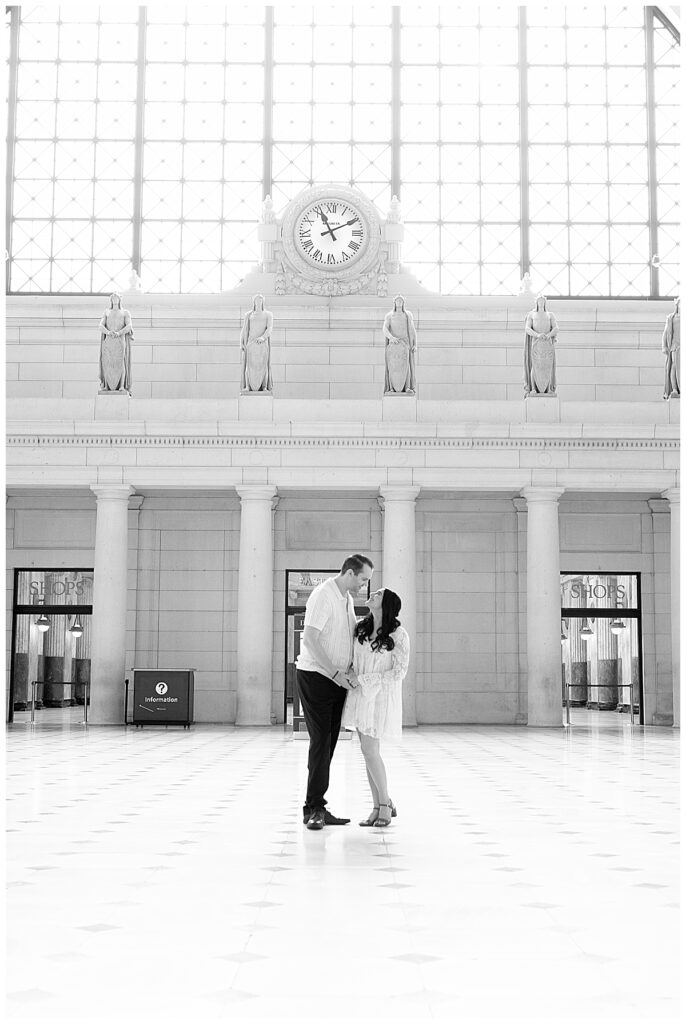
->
xmin=296 ymin=554 xmax=374 ymax=830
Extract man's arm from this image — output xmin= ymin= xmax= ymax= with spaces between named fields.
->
xmin=302 ymin=625 xmax=352 ymax=689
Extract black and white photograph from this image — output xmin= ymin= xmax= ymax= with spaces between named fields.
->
xmin=4 ymin=3 xmax=680 ymax=1022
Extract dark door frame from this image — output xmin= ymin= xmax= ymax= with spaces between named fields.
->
xmin=8 ymin=567 xmax=94 ymax=724
xmin=561 ymin=571 xmax=644 ymax=725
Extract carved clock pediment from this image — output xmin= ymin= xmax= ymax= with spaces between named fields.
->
xmin=259 ymin=184 xmax=401 ymax=297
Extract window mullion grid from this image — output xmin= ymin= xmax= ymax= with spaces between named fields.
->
xmin=220 ymin=17 xmax=228 ymax=292
xmin=91 ymin=24 xmax=100 ymax=293
xmin=477 ymin=19 xmax=483 ymax=296
xmin=50 ymin=19 xmax=62 ymax=292
xmin=644 ymin=7 xmax=660 ymax=297
xmin=179 ymin=21 xmax=188 ymax=294
xmin=5 ymin=7 xmax=21 ymax=294
xmin=437 ymin=17 xmax=442 ymax=295
xmin=391 ymin=6 xmax=400 ymax=200
xmin=604 ymin=17 xmax=611 ymax=296
xmin=518 ymin=5 xmax=530 ymax=280
xmin=263 ymin=6 xmax=274 ymax=199
xmin=564 ymin=26 xmax=571 ymax=297
xmin=309 ymin=11 xmax=315 ymax=185
xmin=131 ymin=7 xmax=147 ymax=281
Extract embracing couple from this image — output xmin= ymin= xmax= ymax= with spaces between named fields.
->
xmin=295 ymin=554 xmax=410 ymax=831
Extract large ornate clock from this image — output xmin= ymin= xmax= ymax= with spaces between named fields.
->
xmin=276 ymin=184 xmax=384 ymax=296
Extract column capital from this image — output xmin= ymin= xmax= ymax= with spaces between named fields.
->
xmin=379 ymin=486 xmax=421 ymax=503
xmin=90 ymin=484 xmax=134 ymax=503
xmin=520 ymin=486 xmax=565 ymax=504
xmin=662 ymin=487 xmax=680 ymax=505
xmin=235 ymin=485 xmax=277 ymax=502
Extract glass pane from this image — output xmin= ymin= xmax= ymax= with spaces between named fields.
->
xmin=562 ymin=618 xmax=640 ymax=714
xmin=12 ymin=570 xmax=94 ymax=717
xmin=12 ymin=614 xmax=93 ymax=716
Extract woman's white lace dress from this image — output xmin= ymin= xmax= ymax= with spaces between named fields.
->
xmin=342 ymin=626 xmax=410 ymax=741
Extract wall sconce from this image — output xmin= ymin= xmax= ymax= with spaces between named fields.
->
xmin=35 ymin=611 xmax=50 ymax=633
xmin=609 ymin=618 xmax=626 ymax=635
xmin=560 ymin=619 xmax=568 ymax=644
xmin=579 ymin=618 xmax=594 ymax=641
xmin=69 ymin=617 xmax=84 ymax=638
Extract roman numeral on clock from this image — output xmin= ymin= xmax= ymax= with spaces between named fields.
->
xmin=348 ymin=240 xmax=360 ymax=252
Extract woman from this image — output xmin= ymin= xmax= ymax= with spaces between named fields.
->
xmin=342 ymin=588 xmax=409 ymax=828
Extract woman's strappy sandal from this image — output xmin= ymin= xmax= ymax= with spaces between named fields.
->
xmin=374 ymin=801 xmax=393 ymax=827
xmin=359 ymin=807 xmax=379 ymax=826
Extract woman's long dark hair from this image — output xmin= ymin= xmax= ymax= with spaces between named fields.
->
xmin=354 ymin=589 xmax=402 ymax=652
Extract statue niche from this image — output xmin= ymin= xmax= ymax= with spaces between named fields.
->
xmin=524 ymin=294 xmax=559 ymax=396
xmin=240 ymin=294 xmax=274 ymax=394
xmin=98 ymin=292 xmax=133 ymax=395
xmin=383 ymin=295 xmax=417 ymax=395
xmin=662 ymin=297 xmax=680 ymax=399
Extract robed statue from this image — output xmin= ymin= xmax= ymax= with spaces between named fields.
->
xmin=240 ymin=294 xmax=274 ymax=393
xmin=383 ymin=295 xmax=417 ymax=394
xmin=524 ymin=295 xmax=559 ymax=396
xmin=662 ymin=297 xmax=680 ymax=399
xmin=98 ymin=293 xmax=133 ymax=394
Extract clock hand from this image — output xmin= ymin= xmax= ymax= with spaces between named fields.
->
xmin=319 ymin=217 xmax=359 ymax=238
xmin=317 ymin=210 xmax=340 ymax=241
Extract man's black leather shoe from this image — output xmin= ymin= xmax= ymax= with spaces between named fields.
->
xmin=306 ymin=809 xmax=326 ymax=830
xmin=303 ymin=809 xmax=350 ymax=825
xmin=322 ymin=810 xmax=350 ymax=825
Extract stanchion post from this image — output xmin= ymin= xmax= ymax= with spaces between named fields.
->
xmin=565 ymin=682 xmax=571 ymax=727
xmin=124 ymin=679 xmax=129 ymax=726
xmin=83 ymin=683 xmax=89 ymax=725
xmin=30 ymin=681 xmax=36 ymax=725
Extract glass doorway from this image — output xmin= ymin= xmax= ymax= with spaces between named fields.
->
xmin=9 ymin=569 xmax=94 ymax=724
xmin=284 ymin=570 xmax=370 ymax=731
xmin=561 ymin=573 xmax=643 ymax=726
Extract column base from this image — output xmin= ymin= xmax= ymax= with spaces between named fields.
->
xmin=525 ymin=394 xmax=560 ymax=422
xmin=382 ymin=393 xmax=417 ymax=422
xmin=239 ymin=392 xmax=274 ymax=421
xmin=95 ymin=392 xmax=130 ymax=421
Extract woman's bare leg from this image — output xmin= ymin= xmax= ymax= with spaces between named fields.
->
xmin=359 ymin=732 xmax=389 ymax=805
xmin=365 ymin=764 xmax=380 ymax=807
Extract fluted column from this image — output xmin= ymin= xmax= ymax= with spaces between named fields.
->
xmin=235 ymin=485 xmax=276 ymax=725
xmin=663 ymin=488 xmax=680 ymax=727
xmin=522 ymin=487 xmax=565 ymax=726
xmin=379 ymin=486 xmax=420 ymax=727
xmin=89 ymin=485 xmax=133 ymax=724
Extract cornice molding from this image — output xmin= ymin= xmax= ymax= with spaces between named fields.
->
xmin=6 ymin=434 xmax=679 ymax=451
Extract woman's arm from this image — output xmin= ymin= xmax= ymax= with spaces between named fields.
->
xmin=356 ymin=629 xmax=410 ymax=691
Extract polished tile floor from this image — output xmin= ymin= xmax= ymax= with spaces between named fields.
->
xmin=6 ymin=717 xmax=680 ymax=1022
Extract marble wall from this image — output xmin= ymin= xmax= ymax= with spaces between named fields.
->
xmin=5 ymin=492 xmax=673 ymax=725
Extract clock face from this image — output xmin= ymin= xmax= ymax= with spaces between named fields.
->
xmin=296 ymin=199 xmax=367 ymax=268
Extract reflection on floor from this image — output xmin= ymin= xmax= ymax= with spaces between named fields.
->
xmin=6 ymin=721 xmax=679 ymax=1021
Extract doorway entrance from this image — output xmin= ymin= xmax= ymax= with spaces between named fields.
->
xmin=8 ymin=569 xmax=94 ymax=724
xmin=284 ymin=569 xmax=370 ymax=731
xmin=561 ymin=573 xmax=643 ymax=726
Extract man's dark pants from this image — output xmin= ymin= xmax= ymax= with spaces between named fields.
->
xmin=296 ymin=669 xmax=347 ymax=818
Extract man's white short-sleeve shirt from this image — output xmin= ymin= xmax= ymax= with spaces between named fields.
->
xmin=296 ymin=578 xmax=357 ymax=676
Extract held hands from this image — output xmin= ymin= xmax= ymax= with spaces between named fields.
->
xmin=334 ymin=669 xmax=358 ymax=690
